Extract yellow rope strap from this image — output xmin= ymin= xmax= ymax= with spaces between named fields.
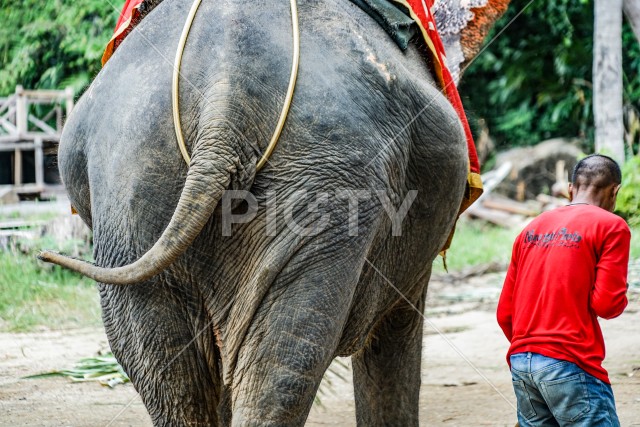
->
xmin=172 ymin=0 xmax=301 ymax=171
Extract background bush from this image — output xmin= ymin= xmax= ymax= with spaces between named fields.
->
xmin=2 ymin=0 xmax=638 ymax=158
xmin=616 ymin=156 xmax=640 ymax=226
xmin=0 ymin=0 xmax=118 ymax=96
xmin=460 ymin=0 xmax=640 ymax=154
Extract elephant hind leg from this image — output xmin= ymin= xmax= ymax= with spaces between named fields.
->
xmin=352 ymin=293 xmax=426 ymax=427
xmin=228 ymin=252 xmax=367 ymax=426
xmin=99 ymin=278 xmax=224 ymax=426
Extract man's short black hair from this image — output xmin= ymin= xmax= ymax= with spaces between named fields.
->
xmin=571 ymin=154 xmax=622 ymax=189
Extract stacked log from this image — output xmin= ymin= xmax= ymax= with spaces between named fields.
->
xmin=465 ymin=139 xmax=581 ymax=228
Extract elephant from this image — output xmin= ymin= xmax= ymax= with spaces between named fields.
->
xmin=41 ymin=0 xmax=509 ymax=425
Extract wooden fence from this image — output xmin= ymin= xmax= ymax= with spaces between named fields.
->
xmin=0 ymin=86 xmax=73 ymax=195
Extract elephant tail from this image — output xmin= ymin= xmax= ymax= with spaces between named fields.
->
xmin=38 ymin=151 xmax=238 ymax=285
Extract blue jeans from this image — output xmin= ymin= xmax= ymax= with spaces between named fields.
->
xmin=510 ymin=352 xmax=620 ymax=426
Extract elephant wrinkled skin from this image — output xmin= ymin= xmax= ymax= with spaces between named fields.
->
xmin=42 ymin=0 xmax=503 ymax=425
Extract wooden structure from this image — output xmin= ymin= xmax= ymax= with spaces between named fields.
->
xmin=464 ymin=160 xmax=570 ymax=228
xmin=0 ymin=85 xmax=73 ymax=196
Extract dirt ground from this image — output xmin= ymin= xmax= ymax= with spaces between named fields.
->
xmin=1 ymin=270 xmax=640 ymax=426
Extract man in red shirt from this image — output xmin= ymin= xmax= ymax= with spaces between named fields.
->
xmin=497 ymin=154 xmax=630 ymax=426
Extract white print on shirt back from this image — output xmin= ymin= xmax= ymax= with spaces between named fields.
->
xmin=523 ymin=227 xmax=583 ymax=249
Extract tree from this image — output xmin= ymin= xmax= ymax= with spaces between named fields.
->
xmin=460 ymin=0 xmax=640 ymax=158
xmin=593 ymin=0 xmax=625 ymax=164
xmin=624 ymin=0 xmax=640 ymax=43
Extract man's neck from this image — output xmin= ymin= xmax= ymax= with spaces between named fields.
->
xmin=570 ymin=192 xmax=611 ymax=211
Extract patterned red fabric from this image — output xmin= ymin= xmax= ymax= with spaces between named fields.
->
xmin=394 ymin=0 xmax=480 ymax=176
xmin=102 ymin=0 xmax=145 ymax=65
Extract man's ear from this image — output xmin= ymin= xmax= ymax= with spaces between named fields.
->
xmin=608 ymin=184 xmax=621 ymax=212
xmin=613 ymin=184 xmax=621 ymax=197
xmin=568 ymin=183 xmax=574 ymax=202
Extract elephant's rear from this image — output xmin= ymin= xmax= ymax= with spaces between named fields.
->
xmin=53 ymin=0 xmax=470 ymax=425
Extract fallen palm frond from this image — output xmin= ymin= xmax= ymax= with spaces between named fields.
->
xmin=24 ymin=352 xmax=350 ymax=402
xmin=24 ymin=352 xmax=129 ymax=388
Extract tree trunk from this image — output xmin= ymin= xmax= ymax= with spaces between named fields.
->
xmin=593 ymin=0 xmax=625 ymax=164
xmin=624 ymin=0 xmax=640 ymax=43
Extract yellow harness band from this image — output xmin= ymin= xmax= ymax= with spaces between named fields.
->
xmin=172 ymin=0 xmax=300 ymax=171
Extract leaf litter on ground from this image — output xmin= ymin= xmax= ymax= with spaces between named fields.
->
xmin=24 ymin=351 xmax=129 ymax=388
xmin=23 ymin=351 xmax=349 ymax=403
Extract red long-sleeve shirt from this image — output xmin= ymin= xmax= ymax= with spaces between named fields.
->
xmin=497 ymin=204 xmax=630 ymax=383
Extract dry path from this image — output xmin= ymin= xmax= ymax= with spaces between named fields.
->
xmin=1 ymin=273 xmax=639 ymax=426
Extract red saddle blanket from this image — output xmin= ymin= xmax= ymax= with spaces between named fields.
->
xmin=102 ymin=0 xmax=482 ymax=217
xmin=102 ymin=0 xmax=145 ymax=66
xmin=392 ymin=0 xmax=482 ymax=214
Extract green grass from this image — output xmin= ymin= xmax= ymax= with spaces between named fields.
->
xmin=0 ymin=250 xmax=100 ymax=332
xmin=436 ymin=220 xmax=640 ymax=273
xmin=0 ymin=209 xmax=60 ymax=222
xmin=0 ymin=218 xmax=637 ymax=332
xmin=631 ymin=228 xmax=640 ymax=260
xmin=434 ymin=219 xmax=521 ymax=273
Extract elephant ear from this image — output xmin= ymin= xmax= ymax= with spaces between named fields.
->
xmin=433 ymin=0 xmax=511 ymax=85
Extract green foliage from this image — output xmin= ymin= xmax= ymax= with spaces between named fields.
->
xmin=631 ymin=227 xmax=640 ymax=260
xmin=616 ymin=155 xmax=640 ymax=226
xmin=2 ymin=0 xmax=638 ymax=154
xmin=629 ymin=231 xmax=640 ymax=260
xmin=0 ymin=0 xmax=119 ymax=96
xmin=461 ymin=0 xmax=640 ymax=152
